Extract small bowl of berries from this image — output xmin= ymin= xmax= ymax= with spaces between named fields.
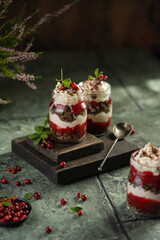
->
xmin=0 ymin=195 xmax=32 ymax=227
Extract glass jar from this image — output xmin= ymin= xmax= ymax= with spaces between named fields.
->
xmin=49 ymin=88 xmax=87 ymax=143
xmin=83 ymin=83 xmax=112 ymax=136
xmin=127 ymin=150 xmax=160 ymax=216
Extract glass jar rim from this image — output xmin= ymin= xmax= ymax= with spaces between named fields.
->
xmin=131 ymin=149 xmax=160 ymax=168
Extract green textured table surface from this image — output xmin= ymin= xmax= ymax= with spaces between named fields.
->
xmin=0 ymin=49 xmax=160 ymax=240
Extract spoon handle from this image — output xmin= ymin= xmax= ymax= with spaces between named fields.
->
xmin=98 ymin=137 xmax=119 ymax=171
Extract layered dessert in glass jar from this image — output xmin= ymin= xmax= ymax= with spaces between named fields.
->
xmin=49 ymin=73 xmax=87 ymax=143
xmin=79 ymin=69 xmax=112 ymax=136
xmin=127 ymin=143 xmax=160 ymax=216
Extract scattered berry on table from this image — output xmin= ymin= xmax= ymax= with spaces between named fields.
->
xmin=131 ymin=129 xmax=135 ymax=135
xmin=82 ymin=195 xmax=88 ymax=201
xmin=34 ymin=192 xmax=41 ymax=200
xmin=1 ymin=178 xmax=7 ymax=184
xmin=12 ymin=169 xmax=16 ymax=174
xmin=16 ymin=181 xmax=21 ymax=186
xmin=77 ymin=209 xmax=83 ymax=216
xmin=16 ymin=167 xmax=21 ymax=171
xmin=25 ymin=179 xmax=31 ymax=184
xmin=60 ymin=161 xmax=66 ymax=168
xmin=77 ymin=193 xmax=82 ymax=198
xmin=45 ymin=226 xmax=52 ymax=234
xmin=8 ymin=168 xmax=12 ymax=172
xmin=61 ymin=198 xmax=67 ymax=205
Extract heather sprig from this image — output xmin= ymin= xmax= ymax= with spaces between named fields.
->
xmin=0 ymin=0 xmax=80 ymax=104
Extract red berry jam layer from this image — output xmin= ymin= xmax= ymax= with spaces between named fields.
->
xmin=127 ymin=144 xmax=160 ymax=216
xmin=50 ymin=120 xmax=87 ymax=143
xmin=87 ymin=117 xmax=111 ymax=135
xmin=127 ymin=192 xmax=160 ymax=215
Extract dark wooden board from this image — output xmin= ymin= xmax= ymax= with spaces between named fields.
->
xmin=12 ymin=133 xmax=138 ymax=184
xmin=27 ymin=133 xmax=104 ymax=163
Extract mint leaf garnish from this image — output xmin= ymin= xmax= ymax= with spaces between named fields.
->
xmin=28 ymin=114 xmax=52 ymax=146
xmin=70 ymin=206 xmax=82 ymax=212
xmin=33 ymin=137 xmax=41 ymax=145
xmin=62 ymin=78 xmax=72 ymax=88
xmin=94 ymin=68 xmax=99 ymax=77
xmin=24 ymin=193 xmax=34 ymax=200
xmin=28 ymin=133 xmax=39 ymax=139
xmin=1 ymin=201 xmax=12 ymax=207
xmin=88 ymin=75 xmax=94 ymax=80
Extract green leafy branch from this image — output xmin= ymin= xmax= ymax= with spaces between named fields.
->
xmin=28 ymin=114 xmax=52 ymax=145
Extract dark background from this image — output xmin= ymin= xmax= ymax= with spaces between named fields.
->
xmin=7 ymin=0 xmax=160 ymax=57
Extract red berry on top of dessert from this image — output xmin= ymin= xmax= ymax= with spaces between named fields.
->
xmin=79 ymin=68 xmax=112 ymax=136
xmin=49 ymin=70 xmax=87 ymax=143
xmin=127 ymin=143 xmax=160 ymax=216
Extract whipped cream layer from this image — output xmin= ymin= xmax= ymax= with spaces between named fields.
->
xmin=53 ymin=82 xmax=84 ymax=105
xmin=87 ymin=111 xmax=112 ymax=123
xmin=127 ymin=183 xmax=160 ymax=201
xmin=49 ymin=112 xmax=87 ymax=128
xmin=131 ymin=143 xmax=160 ymax=176
xmin=79 ymin=79 xmax=111 ymax=102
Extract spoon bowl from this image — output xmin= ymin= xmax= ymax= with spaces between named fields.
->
xmin=98 ymin=122 xmax=133 ymax=171
xmin=113 ymin=122 xmax=133 ymax=139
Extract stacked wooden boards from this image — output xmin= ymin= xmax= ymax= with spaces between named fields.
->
xmin=12 ymin=132 xmax=137 ymax=184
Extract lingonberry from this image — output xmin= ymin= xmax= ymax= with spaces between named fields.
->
xmin=5 ymin=214 xmax=12 ymax=221
xmin=61 ymin=198 xmax=67 ymax=205
xmin=0 ymin=212 xmax=4 ymax=218
xmin=0 ymin=218 xmax=5 ymax=223
xmin=34 ymin=192 xmax=41 ymax=200
xmin=45 ymin=226 xmax=52 ymax=234
xmin=13 ymin=195 xmax=18 ymax=201
xmin=8 ymin=168 xmax=12 ymax=172
xmin=19 ymin=202 xmax=25 ymax=206
xmin=71 ymin=82 xmax=79 ymax=90
xmin=131 ymin=129 xmax=135 ymax=135
xmin=47 ymin=142 xmax=53 ymax=149
xmin=23 ymin=210 xmax=29 ymax=215
xmin=12 ymin=206 xmax=19 ymax=212
xmin=104 ymin=75 xmax=108 ymax=80
xmin=21 ymin=214 xmax=27 ymax=219
xmin=60 ymin=161 xmax=66 ymax=168
xmin=46 ymin=136 xmax=51 ymax=142
xmin=77 ymin=193 xmax=82 ymax=198
xmin=7 ymin=210 xmax=14 ymax=217
xmin=25 ymin=179 xmax=31 ymax=184
xmin=14 ymin=212 xmax=21 ymax=218
xmin=0 ymin=206 xmax=5 ymax=212
xmin=98 ymin=78 xmax=102 ymax=82
xmin=12 ymin=169 xmax=16 ymax=174
xmin=60 ymin=85 xmax=66 ymax=90
xmin=100 ymin=74 xmax=104 ymax=79
xmin=16 ymin=181 xmax=21 ymax=186
xmin=1 ymin=178 xmax=7 ymax=184
xmin=16 ymin=167 xmax=21 ymax=171
xmin=21 ymin=204 xmax=28 ymax=210
xmin=77 ymin=209 xmax=83 ymax=216
xmin=41 ymin=142 xmax=47 ymax=148
xmin=13 ymin=217 xmax=19 ymax=222
xmin=82 ymin=195 xmax=88 ymax=201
